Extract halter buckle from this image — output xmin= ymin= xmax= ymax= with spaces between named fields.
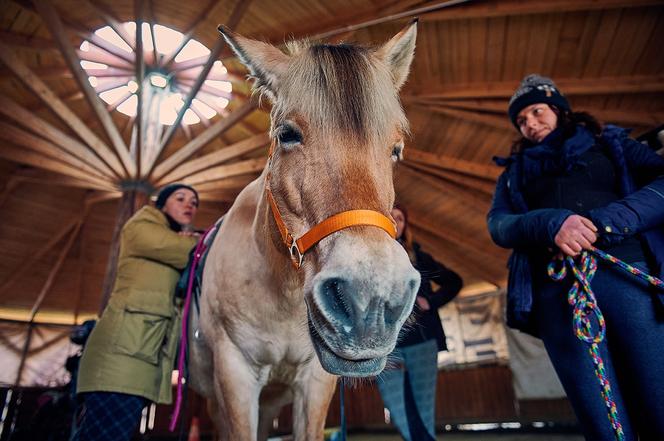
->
xmin=289 ymin=241 xmax=304 ymax=269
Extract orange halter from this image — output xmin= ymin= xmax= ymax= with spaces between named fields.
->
xmin=265 ymin=142 xmax=396 ymax=269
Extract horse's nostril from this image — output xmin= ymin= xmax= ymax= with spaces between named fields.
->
xmin=408 ymin=278 xmax=418 ymax=294
xmin=384 ymin=301 xmax=403 ymax=326
xmin=318 ymin=277 xmax=353 ymax=322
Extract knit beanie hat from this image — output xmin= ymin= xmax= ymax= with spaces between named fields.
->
xmin=508 ymin=74 xmax=570 ymax=129
xmin=155 ymin=183 xmax=199 ymax=209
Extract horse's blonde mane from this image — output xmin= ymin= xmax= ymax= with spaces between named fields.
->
xmin=268 ymin=40 xmax=410 ymax=143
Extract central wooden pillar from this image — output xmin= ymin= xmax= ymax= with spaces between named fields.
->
xmin=97 ymin=181 xmax=152 ymax=315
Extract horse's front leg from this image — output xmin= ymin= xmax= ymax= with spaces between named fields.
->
xmin=292 ymin=361 xmax=337 ymax=441
xmin=212 ymin=344 xmax=264 ymax=441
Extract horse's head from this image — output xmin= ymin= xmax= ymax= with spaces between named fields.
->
xmin=219 ymin=22 xmax=420 ymax=377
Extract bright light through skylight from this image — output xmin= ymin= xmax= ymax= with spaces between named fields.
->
xmin=80 ymin=22 xmax=231 ymax=126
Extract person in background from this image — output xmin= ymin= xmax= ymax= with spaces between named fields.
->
xmin=487 ymin=74 xmax=664 ymax=440
xmin=378 ymin=204 xmax=463 ymax=441
xmin=72 ymin=184 xmax=200 ymax=441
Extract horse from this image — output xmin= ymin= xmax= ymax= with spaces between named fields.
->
xmin=189 ymin=20 xmax=420 ymax=441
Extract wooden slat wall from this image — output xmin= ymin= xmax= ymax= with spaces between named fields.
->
xmin=132 ymin=364 xmax=576 ymax=437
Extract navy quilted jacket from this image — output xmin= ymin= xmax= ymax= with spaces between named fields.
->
xmin=487 ymin=125 xmax=664 ymax=335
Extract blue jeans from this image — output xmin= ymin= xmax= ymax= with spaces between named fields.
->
xmin=534 ymin=260 xmax=664 ymax=440
xmin=377 ymin=339 xmax=438 ymax=441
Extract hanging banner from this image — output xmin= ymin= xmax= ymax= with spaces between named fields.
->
xmin=437 ymin=290 xmax=509 ymax=366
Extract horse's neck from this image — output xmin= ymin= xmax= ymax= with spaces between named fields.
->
xmin=242 ymin=171 xmax=297 ymax=283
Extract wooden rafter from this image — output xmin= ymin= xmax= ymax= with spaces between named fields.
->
xmin=153 ymin=45 xmax=226 ymax=173
xmin=399 ymin=164 xmax=490 ymax=212
xmin=149 ymin=0 xmax=256 ymax=176
xmin=77 ymin=47 xmax=134 ymax=70
xmin=0 ymin=121 xmax=109 ymax=180
xmin=406 ymin=147 xmax=501 ymax=181
xmin=422 ymin=0 xmax=663 ymax=21
xmin=134 ymin=0 xmax=146 ymax=178
xmin=416 ymin=103 xmax=512 ymax=131
xmin=159 ymin=132 xmax=269 ymax=184
xmin=160 ymin=0 xmax=218 ymax=67
xmin=77 ymin=31 xmax=134 ymax=64
xmin=0 ymin=215 xmax=82 ymax=298
xmin=13 ymin=168 xmax=117 ymax=192
xmin=27 ymin=219 xmax=84 ymax=322
xmin=408 ymin=211 xmax=507 ymax=270
xmin=404 ymin=75 xmax=664 ymax=100
xmin=0 ymin=144 xmax=116 ymax=191
xmin=417 ymin=99 xmax=664 ymax=128
xmin=179 ymin=157 xmax=267 ymax=186
xmin=151 ymin=99 xmax=256 ymax=181
xmin=193 ymin=175 xmax=257 ymax=193
xmin=146 ymin=1 xmax=159 ymax=66
xmin=0 ymin=30 xmax=57 ymax=51
xmin=0 ymin=96 xmax=116 ymax=179
xmin=403 ymin=161 xmax=496 ymax=196
xmin=409 ymin=222 xmax=506 ymax=287
xmin=0 ymin=176 xmax=20 ymax=211
xmin=0 ymin=65 xmax=72 ymax=79
xmin=0 ymin=43 xmax=125 ymax=177
xmin=34 ymin=0 xmax=136 ymax=177
xmin=81 ymin=0 xmax=135 ymax=50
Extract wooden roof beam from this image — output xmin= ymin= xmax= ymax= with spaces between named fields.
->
xmin=193 ymin=175 xmax=257 ymax=193
xmin=406 ymin=147 xmax=501 ymax=181
xmin=403 ymin=160 xmax=496 ymax=196
xmin=0 ymin=30 xmax=57 ymax=51
xmin=0 ymin=45 xmax=126 ymax=177
xmin=151 ymin=0 xmax=255 ymax=175
xmin=0 ymin=144 xmax=116 ymax=191
xmin=77 ymin=47 xmax=134 ymax=70
xmin=34 ymin=0 xmax=136 ymax=177
xmin=81 ymin=0 xmax=135 ymax=50
xmin=405 ymin=75 xmax=664 ymax=100
xmin=0 ymin=96 xmax=116 ymax=179
xmin=399 ymin=164 xmax=490 ymax=212
xmin=27 ymin=219 xmax=84 ymax=323
xmin=161 ymin=0 xmax=221 ymax=68
xmin=150 ymin=100 xmax=256 ymax=181
xmin=0 ymin=214 xmax=83 ymax=298
xmin=0 ymin=121 xmax=111 ymax=180
xmin=13 ymin=168 xmax=116 ymax=192
xmin=158 ymin=132 xmax=269 ymax=184
xmin=422 ymin=0 xmax=663 ymax=21
xmin=134 ymin=0 xmax=146 ymax=178
xmin=178 ymin=157 xmax=266 ymax=187
xmin=408 ymin=218 xmax=506 ymax=286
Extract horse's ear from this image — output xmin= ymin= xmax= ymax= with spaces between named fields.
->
xmin=217 ymin=25 xmax=289 ymax=99
xmin=376 ymin=19 xmax=417 ymax=90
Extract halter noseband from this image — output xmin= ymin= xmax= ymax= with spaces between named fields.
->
xmin=265 ymin=142 xmax=396 ymax=269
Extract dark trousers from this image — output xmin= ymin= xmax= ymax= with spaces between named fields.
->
xmin=534 ymin=260 xmax=664 ymax=440
xmin=70 ymin=392 xmax=147 ymax=441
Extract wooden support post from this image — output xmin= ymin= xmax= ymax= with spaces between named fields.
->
xmin=97 ymin=185 xmax=151 ymax=315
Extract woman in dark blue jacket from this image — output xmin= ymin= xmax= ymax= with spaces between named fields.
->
xmin=378 ymin=204 xmax=462 ymax=441
xmin=487 ymin=74 xmax=664 ymax=440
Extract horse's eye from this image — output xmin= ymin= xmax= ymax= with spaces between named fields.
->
xmin=391 ymin=142 xmax=404 ymax=162
xmin=277 ymin=125 xmax=302 ymax=148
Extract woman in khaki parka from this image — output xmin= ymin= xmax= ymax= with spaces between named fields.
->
xmin=72 ymin=184 xmax=199 ymax=441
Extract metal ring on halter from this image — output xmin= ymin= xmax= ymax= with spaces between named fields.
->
xmin=289 ymin=242 xmax=304 ymax=269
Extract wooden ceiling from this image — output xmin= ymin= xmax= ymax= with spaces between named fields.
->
xmin=0 ymin=0 xmax=662 ymax=323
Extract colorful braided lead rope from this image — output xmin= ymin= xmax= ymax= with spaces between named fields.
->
xmin=547 ymin=246 xmax=664 ymax=441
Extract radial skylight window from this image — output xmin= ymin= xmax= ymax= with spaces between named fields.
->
xmin=79 ymin=22 xmax=232 ymax=125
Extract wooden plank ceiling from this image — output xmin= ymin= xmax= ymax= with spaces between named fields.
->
xmin=0 ymin=0 xmax=662 ymax=323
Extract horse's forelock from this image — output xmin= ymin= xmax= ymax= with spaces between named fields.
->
xmin=275 ymin=41 xmax=409 ymax=142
